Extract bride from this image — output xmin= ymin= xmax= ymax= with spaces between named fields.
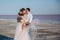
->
xmin=14 ymin=9 xmax=31 ymax=40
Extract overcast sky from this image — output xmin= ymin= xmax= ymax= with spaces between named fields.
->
xmin=0 ymin=0 xmax=60 ymax=15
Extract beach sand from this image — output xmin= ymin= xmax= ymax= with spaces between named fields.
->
xmin=0 ymin=20 xmax=60 ymax=40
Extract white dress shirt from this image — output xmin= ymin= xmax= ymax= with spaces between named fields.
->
xmin=25 ymin=12 xmax=33 ymax=23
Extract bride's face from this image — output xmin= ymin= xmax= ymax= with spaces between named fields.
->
xmin=20 ymin=12 xmax=22 ymax=14
xmin=22 ymin=11 xmax=25 ymax=14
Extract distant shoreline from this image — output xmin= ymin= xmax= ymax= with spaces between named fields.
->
xmin=0 ymin=14 xmax=60 ymax=15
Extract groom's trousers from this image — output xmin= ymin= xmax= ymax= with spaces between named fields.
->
xmin=26 ymin=24 xmax=32 ymax=40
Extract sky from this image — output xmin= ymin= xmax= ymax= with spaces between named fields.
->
xmin=0 ymin=0 xmax=60 ymax=15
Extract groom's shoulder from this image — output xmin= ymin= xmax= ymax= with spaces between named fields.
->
xmin=30 ymin=13 xmax=33 ymax=16
xmin=29 ymin=13 xmax=32 ymax=15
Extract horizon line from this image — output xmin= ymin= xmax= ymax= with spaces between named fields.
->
xmin=0 ymin=14 xmax=60 ymax=15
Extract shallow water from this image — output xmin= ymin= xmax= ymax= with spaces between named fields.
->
xmin=0 ymin=35 xmax=13 ymax=40
xmin=0 ymin=34 xmax=60 ymax=40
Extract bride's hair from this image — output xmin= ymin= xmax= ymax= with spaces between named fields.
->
xmin=18 ymin=9 xmax=24 ymax=16
xmin=17 ymin=9 xmax=24 ymax=22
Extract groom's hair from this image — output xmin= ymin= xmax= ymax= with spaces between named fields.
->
xmin=26 ymin=8 xmax=30 ymax=12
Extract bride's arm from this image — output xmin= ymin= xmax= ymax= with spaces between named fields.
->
xmin=22 ymin=17 xmax=26 ymax=30
xmin=22 ymin=23 xmax=26 ymax=30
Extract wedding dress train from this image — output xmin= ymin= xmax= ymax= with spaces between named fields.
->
xmin=14 ymin=23 xmax=31 ymax=40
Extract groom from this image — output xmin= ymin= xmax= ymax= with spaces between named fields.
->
xmin=25 ymin=8 xmax=33 ymax=40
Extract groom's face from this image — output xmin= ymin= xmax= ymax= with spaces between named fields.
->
xmin=26 ymin=10 xmax=29 ymax=14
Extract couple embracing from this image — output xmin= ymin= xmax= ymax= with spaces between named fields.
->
xmin=14 ymin=8 xmax=33 ymax=40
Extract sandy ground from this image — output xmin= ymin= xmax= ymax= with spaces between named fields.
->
xmin=0 ymin=20 xmax=60 ymax=39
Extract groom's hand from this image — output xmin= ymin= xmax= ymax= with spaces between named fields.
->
xmin=25 ymin=20 xmax=30 ymax=24
xmin=26 ymin=22 xmax=30 ymax=24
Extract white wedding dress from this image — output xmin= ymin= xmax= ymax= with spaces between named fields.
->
xmin=14 ymin=17 xmax=31 ymax=40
